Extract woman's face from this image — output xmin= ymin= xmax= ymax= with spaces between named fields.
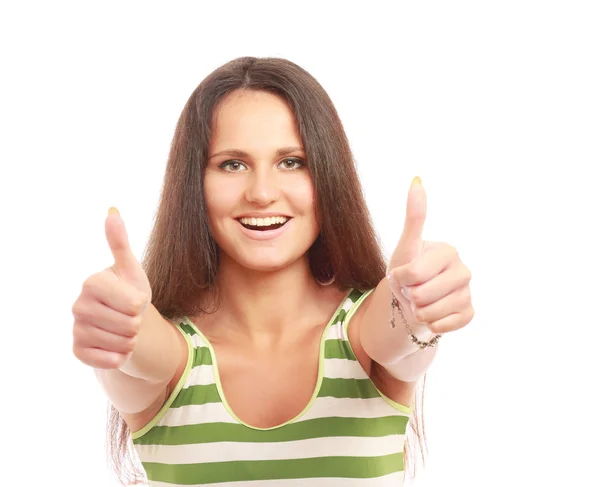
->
xmin=204 ymin=90 xmax=319 ymax=273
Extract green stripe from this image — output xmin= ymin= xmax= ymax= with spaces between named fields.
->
xmin=143 ymin=452 xmax=403 ymax=484
xmin=170 ymin=373 xmax=376 ymax=410
xmin=324 ymin=340 xmax=355 ymax=360
xmin=191 ymin=347 xmax=213 ymax=367
xmin=319 ymin=304 xmax=345 ymax=327
xmin=179 ymin=323 xmax=198 ymax=336
xmin=319 ymin=377 xmax=379 ymax=399
xmin=132 ymin=415 xmax=408 ymax=446
xmin=335 ymin=308 xmax=347 ymax=324
xmin=348 ymin=288 xmax=364 ymax=303
xmin=170 ymin=384 xmax=221 ymax=408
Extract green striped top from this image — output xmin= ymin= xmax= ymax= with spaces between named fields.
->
xmin=131 ymin=288 xmax=413 ymax=486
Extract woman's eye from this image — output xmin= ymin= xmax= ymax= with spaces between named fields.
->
xmin=278 ymin=158 xmax=304 ymax=170
xmin=219 ymin=161 xmax=247 ymax=172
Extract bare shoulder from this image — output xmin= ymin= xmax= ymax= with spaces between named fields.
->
xmin=347 ymin=290 xmax=417 ymax=407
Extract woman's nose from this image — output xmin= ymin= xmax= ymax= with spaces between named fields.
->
xmin=244 ymin=168 xmax=281 ymax=205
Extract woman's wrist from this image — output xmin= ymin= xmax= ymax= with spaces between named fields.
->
xmin=389 ymin=294 xmax=442 ymax=349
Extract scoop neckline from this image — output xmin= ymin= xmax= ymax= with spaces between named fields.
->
xmin=182 ymin=288 xmax=353 ymax=431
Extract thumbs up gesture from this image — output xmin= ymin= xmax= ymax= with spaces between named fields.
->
xmin=387 ymin=178 xmax=474 ymax=335
xmin=72 ymin=208 xmax=152 ymax=369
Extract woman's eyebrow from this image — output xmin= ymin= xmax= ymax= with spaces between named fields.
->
xmin=208 ymin=146 xmax=305 ymax=160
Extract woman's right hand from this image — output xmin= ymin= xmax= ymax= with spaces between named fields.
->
xmin=72 ymin=208 xmax=152 ymax=370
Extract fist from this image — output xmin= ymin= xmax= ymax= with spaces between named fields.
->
xmin=387 ymin=178 xmax=474 ymax=335
xmin=72 ymin=208 xmax=152 ymax=369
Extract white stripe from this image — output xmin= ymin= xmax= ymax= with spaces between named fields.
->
xmin=189 ymin=333 xmax=208 ymax=349
xmin=184 ymin=365 xmax=215 ymax=387
xmin=149 ymin=472 xmax=404 ymax=487
xmin=341 ymin=297 xmax=355 ymax=312
xmin=323 ymin=358 xmax=368 ymax=380
xmin=324 ymin=324 xmax=345 ymax=341
xmin=136 ymin=434 xmax=404 ymax=465
xmin=156 ymin=396 xmax=404 ymax=428
xmin=157 ymin=402 xmax=236 ymax=427
xmin=300 ymin=396 xmax=404 ymax=421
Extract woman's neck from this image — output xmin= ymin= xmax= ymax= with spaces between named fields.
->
xmin=207 ymin=255 xmax=335 ymax=346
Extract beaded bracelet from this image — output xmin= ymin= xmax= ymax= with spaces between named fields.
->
xmin=389 ymin=294 xmax=442 ymax=349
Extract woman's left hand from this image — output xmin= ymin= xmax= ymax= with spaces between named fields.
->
xmin=387 ymin=178 xmax=475 ymax=335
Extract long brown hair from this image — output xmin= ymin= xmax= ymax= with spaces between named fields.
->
xmin=106 ymin=56 xmax=429 ymax=485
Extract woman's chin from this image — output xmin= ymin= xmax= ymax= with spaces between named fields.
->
xmin=227 ymin=252 xmax=307 ymax=275
xmin=242 ymin=259 xmax=294 ymax=274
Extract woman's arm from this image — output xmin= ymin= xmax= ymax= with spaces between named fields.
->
xmin=356 ymin=178 xmax=474 ymax=383
xmin=357 ymin=278 xmax=440 ymax=383
xmin=93 ymin=303 xmax=187 ymax=414
xmin=73 ymin=208 xmax=186 ymax=415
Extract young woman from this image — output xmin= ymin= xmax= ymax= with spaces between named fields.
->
xmin=72 ymin=57 xmax=474 ymax=486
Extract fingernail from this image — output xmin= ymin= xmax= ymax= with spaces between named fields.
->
xmin=108 ymin=207 xmax=120 ymax=217
xmin=411 ymin=176 xmax=422 ymax=187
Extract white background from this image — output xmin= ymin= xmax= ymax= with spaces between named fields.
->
xmin=1 ymin=1 xmax=599 ymax=486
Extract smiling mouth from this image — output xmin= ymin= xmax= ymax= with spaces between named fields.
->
xmin=237 ymin=216 xmax=291 ymax=231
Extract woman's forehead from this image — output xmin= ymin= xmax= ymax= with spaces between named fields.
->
xmin=210 ymin=91 xmax=303 ymax=154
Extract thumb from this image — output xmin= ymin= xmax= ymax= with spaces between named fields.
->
xmin=105 ymin=207 xmax=149 ymax=291
xmin=389 ymin=177 xmax=427 ymax=268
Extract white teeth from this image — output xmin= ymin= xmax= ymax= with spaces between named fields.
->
xmin=239 ymin=216 xmax=289 ymax=226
